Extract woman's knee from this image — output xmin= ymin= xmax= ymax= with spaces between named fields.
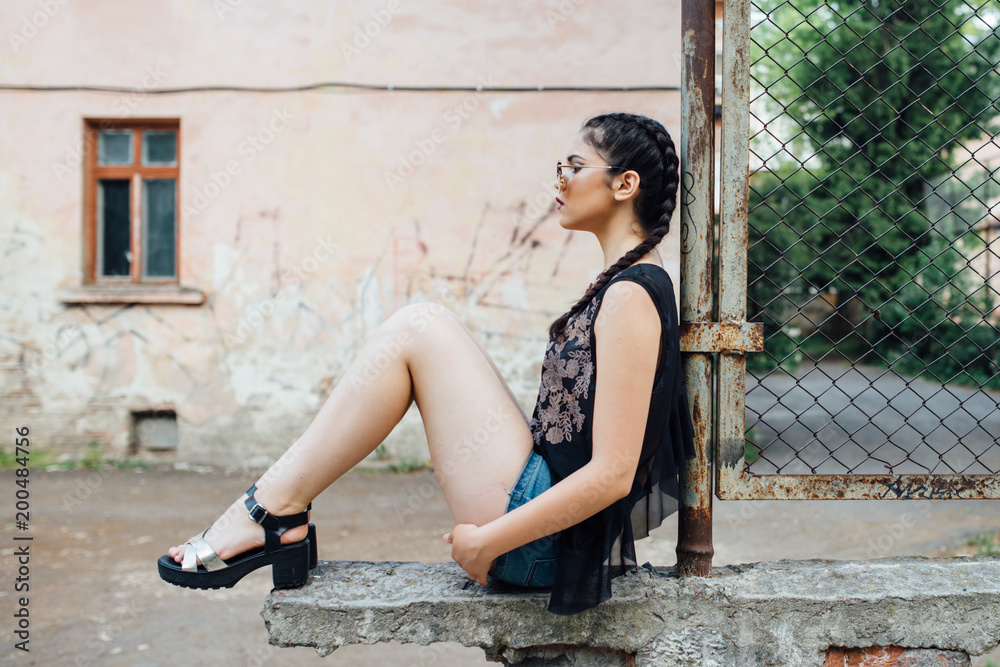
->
xmin=383 ymin=302 xmax=461 ymax=341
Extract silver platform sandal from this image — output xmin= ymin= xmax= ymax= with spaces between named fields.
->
xmin=157 ymin=485 xmax=315 ymax=590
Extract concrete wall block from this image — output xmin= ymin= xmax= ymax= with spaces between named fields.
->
xmin=262 ymin=557 xmax=1000 ymax=667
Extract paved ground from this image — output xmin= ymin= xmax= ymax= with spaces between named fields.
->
xmin=747 ymin=360 xmax=1000 ymax=475
xmin=0 ymin=466 xmax=998 ymax=667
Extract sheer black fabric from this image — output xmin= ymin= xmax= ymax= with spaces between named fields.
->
xmin=529 ymin=263 xmax=696 ymax=615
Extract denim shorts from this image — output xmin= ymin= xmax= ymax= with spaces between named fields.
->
xmin=488 ymin=450 xmax=559 ymax=588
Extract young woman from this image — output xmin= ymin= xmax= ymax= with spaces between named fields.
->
xmin=158 ymin=112 xmax=695 ymax=615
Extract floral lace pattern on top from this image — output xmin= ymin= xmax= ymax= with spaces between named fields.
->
xmin=530 ymin=297 xmax=600 ymax=446
xmin=527 ymin=264 xmax=696 ymax=615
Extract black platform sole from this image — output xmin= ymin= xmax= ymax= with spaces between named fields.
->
xmin=157 ymin=538 xmax=311 ymax=590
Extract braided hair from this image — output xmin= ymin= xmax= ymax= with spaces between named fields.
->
xmin=548 ymin=113 xmax=680 ymax=341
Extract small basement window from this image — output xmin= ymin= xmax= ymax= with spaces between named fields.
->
xmin=132 ymin=410 xmax=178 ymax=453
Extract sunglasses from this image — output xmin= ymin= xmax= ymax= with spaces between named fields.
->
xmin=556 ymin=161 xmax=621 ymax=186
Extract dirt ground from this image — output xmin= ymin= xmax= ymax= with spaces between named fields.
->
xmin=1 ymin=466 xmax=998 ymax=667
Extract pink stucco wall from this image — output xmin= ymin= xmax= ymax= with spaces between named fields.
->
xmin=1 ymin=0 xmax=684 ymax=465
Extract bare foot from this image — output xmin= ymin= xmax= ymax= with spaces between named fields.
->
xmin=167 ymin=489 xmax=309 ymax=565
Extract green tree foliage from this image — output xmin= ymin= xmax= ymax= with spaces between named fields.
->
xmin=747 ymin=0 xmax=1000 ymax=386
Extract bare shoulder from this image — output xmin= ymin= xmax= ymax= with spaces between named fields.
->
xmin=594 ymin=279 xmax=660 ymax=341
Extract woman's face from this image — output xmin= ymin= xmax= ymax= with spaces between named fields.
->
xmin=555 ymin=133 xmax=618 ymax=233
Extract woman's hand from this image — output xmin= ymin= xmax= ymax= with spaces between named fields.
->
xmin=443 ymin=523 xmax=495 ymax=586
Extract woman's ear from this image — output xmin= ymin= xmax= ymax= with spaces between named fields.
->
xmin=613 ymin=170 xmax=641 ymax=202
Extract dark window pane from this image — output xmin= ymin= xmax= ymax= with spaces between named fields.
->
xmin=98 ymin=130 xmax=132 ymax=165
xmin=98 ymin=180 xmax=131 ymax=277
xmin=143 ymin=179 xmax=176 ymax=278
xmin=142 ymin=130 xmax=177 ymax=166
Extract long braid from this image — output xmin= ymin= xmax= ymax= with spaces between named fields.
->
xmin=548 ymin=114 xmax=680 ymax=341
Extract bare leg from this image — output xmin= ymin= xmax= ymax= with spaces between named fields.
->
xmin=169 ymin=303 xmax=534 ymax=563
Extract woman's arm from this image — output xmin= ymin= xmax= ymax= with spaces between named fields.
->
xmin=446 ymin=280 xmax=662 ymax=583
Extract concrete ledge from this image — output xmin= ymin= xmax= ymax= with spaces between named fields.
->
xmin=57 ymin=284 xmax=206 ymax=305
xmin=261 ymin=556 xmax=1000 ymax=666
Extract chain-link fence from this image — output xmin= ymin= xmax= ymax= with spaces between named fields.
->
xmin=742 ymin=0 xmax=1000 ymax=492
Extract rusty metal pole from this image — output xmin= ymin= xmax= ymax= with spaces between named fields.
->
xmin=676 ymin=0 xmax=716 ymax=578
xmin=715 ymin=0 xmax=754 ymax=502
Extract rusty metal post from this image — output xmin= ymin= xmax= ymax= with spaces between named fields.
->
xmin=715 ymin=0 xmax=753 ymax=501
xmin=676 ymin=0 xmax=716 ymax=578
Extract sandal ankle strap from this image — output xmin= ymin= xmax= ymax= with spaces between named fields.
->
xmin=245 ymin=485 xmax=310 ymax=553
xmin=245 ymin=484 xmax=311 ymax=512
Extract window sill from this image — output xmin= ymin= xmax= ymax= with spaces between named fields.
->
xmin=57 ymin=284 xmax=206 ymax=306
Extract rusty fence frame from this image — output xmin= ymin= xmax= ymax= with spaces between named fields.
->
xmin=675 ymin=0 xmax=1000 ymax=577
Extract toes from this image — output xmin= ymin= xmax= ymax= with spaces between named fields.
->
xmin=168 ymin=542 xmax=190 ymax=564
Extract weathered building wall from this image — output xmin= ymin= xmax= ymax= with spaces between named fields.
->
xmin=1 ymin=0 xmax=683 ymax=466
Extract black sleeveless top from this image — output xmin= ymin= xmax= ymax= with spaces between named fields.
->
xmin=529 ymin=263 xmax=696 ymax=615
